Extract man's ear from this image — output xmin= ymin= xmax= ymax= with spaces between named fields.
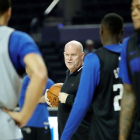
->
xmin=81 ymin=52 xmax=85 ymax=60
xmin=120 ymin=29 xmax=124 ymax=36
xmin=100 ymin=26 xmax=104 ymax=35
xmin=7 ymin=7 xmax=11 ymax=20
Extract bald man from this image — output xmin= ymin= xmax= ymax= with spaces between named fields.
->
xmin=46 ymin=40 xmax=91 ymax=140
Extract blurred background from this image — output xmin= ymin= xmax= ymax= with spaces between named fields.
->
xmin=10 ymin=1 xmax=134 ymax=139
xmin=9 ymin=0 xmax=133 ymax=84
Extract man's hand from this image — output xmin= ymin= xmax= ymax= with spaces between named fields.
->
xmin=2 ymin=108 xmax=27 ymax=128
xmin=45 ymin=89 xmax=52 ymax=107
xmin=58 ymin=92 xmax=69 ymax=103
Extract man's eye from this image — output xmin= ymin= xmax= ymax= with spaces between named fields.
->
xmin=138 ymin=6 xmax=140 ymax=11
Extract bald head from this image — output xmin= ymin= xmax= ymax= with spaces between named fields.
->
xmin=64 ymin=40 xmax=83 ymax=53
xmin=64 ymin=40 xmax=84 ymax=73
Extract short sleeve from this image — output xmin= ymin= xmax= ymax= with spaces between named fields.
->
xmin=9 ymin=31 xmax=41 ymax=71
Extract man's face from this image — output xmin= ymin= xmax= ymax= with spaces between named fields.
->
xmin=64 ymin=45 xmax=84 ymax=73
xmin=131 ymin=0 xmax=140 ymax=30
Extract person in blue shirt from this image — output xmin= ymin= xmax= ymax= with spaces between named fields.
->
xmin=0 ymin=0 xmax=48 ymax=139
xmin=61 ymin=13 xmax=124 ymax=140
xmin=19 ymin=74 xmax=54 ymax=140
xmin=119 ymin=0 xmax=140 ymax=140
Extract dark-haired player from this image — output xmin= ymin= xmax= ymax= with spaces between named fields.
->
xmin=119 ymin=0 xmax=140 ymax=140
xmin=0 ymin=0 xmax=47 ymax=139
xmin=61 ymin=13 xmax=124 ymax=140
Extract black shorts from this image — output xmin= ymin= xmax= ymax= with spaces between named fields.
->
xmin=21 ymin=126 xmax=51 ymax=140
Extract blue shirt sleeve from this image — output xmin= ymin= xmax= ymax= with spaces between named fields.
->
xmin=119 ymin=37 xmax=132 ymax=84
xmin=61 ymin=53 xmax=100 ymax=140
xmin=9 ymin=31 xmax=41 ymax=72
xmin=45 ymin=78 xmax=55 ymax=90
xmin=18 ymin=75 xmax=30 ymax=109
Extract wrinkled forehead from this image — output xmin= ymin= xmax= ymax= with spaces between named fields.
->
xmin=64 ymin=44 xmax=81 ymax=53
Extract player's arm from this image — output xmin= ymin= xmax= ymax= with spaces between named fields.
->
xmin=61 ymin=53 xmax=100 ymax=140
xmin=119 ymin=83 xmax=136 ymax=140
xmin=2 ymin=32 xmax=47 ymax=127
xmin=119 ymin=37 xmax=136 ymax=140
xmin=3 ymin=53 xmax=47 ymax=127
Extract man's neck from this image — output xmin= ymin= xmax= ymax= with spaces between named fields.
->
xmin=69 ymin=65 xmax=83 ymax=74
xmin=0 ymin=17 xmax=8 ymax=26
xmin=103 ymin=38 xmax=120 ymax=46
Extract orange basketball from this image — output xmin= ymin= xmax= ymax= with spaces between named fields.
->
xmin=47 ymin=83 xmax=63 ymax=107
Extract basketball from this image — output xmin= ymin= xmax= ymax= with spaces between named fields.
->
xmin=47 ymin=83 xmax=63 ymax=107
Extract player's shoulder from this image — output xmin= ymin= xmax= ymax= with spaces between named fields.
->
xmin=11 ymin=30 xmax=35 ymax=43
xmin=85 ymin=52 xmax=99 ymax=60
xmin=84 ymin=52 xmax=100 ymax=67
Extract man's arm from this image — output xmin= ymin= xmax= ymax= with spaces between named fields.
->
xmin=3 ymin=53 xmax=47 ymax=127
xmin=119 ymin=83 xmax=136 ymax=140
xmin=61 ymin=53 xmax=100 ymax=140
xmin=65 ymin=94 xmax=75 ymax=106
xmin=58 ymin=92 xmax=74 ymax=105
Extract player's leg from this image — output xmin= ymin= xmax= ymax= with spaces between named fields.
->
xmin=36 ymin=127 xmax=51 ymax=140
xmin=21 ymin=127 xmax=36 ymax=140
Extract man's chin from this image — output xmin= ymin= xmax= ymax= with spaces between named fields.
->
xmin=134 ymin=27 xmax=140 ymax=33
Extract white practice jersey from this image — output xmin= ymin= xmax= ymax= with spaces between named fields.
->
xmin=0 ymin=26 xmax=23 ymax=139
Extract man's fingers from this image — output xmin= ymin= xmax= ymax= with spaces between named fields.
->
xmin=46 ymin=101 xmax=51 ymax=105
xmin=47 ymin=101 xmax=52 ymax=107
xmin=45 ymin=97 xmax=49 ymax=101
xmin=45 ymin=89 xmax=49 ymax=92
xmin=2 ymin=108 xmax=11 ymax=114
xmin=46 ymin=100 xmax=52 ymax=107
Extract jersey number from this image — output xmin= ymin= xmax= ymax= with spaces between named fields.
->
xmin=113 ymin=84 xmax=123 ymax=111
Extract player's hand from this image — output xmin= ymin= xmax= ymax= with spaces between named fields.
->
xmin=58 ymin=92 xmax=69 ymax=103
xmin=45 ymin=89 xmax=52 ymax=107
xmin=2 ymin=108 xmax=27 ymax=128
xmin=38 ymin=95 xmax=45 ymax=103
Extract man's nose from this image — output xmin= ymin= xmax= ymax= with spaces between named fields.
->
xmin=68 ymin=55 xmax=72 ymax=60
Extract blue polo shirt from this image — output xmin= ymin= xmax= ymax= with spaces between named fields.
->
xmin=19 ymin=75 xmax=55 ymax=127
xmin=61 ymin=44 xmax=122 ymax=140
